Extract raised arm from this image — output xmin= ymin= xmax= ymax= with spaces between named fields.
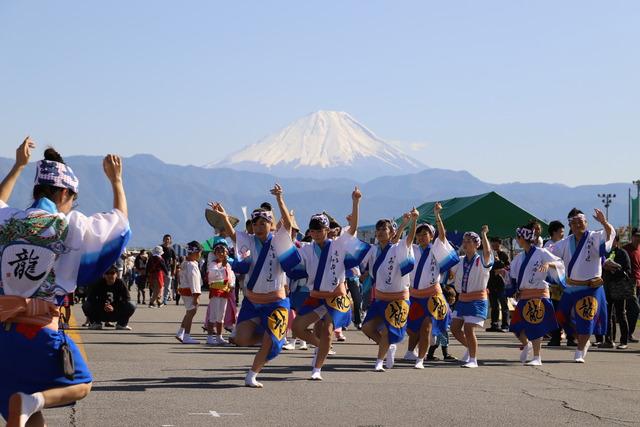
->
xmin=434 ymin=202 xmax=446 ymax=242
xmin=347 ymin=186 xmax=362 ymax=235
xmin=103 ymin=154 xmax=128 ymax=218
xmin=392 ymin=213 xmax=411 ymax=244
xmin=270 ymin=183 xmax=292 ymax=234
xmin=209 ymin=202 xmax=237 ymax=242
xmin=405 ymin=207 xmax=419 ymax=248
xmin=480 ymin=224 xmax=491 ymax=265
xmin=593 ymin=208 xmax=614 ymax=241
xmin=0 ymin=137 xmax=35 ymax=203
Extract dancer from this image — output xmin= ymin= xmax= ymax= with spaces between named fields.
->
xmin=0 ymin=138 xmax=130 ymax=426
xmin=291 ymin=187 xmax=369 ymax=380
xmin=361 ymin=209 xmax=418 ymax=372
xmin=550 ymin=208 xmax=615 ymax=363
xmin=405 ymin=202 xmax=459 ymax=369
xmin=210 ymin=184 xmax=301 ymax=388
xmin=205 ymin=239 xmax=235 ymax=345
xmin=449 ymin=225 xmax=493 ymax=368
xmin=507 ymin=225 xmax=565 ymax=365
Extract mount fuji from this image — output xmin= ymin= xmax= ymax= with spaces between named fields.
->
xmin=206 ymin=111 xmax=427 ymax=181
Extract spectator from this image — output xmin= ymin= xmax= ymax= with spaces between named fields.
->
xmin=623 ymin=228 xmax=640 ymax=343
xmin=147 ymin=246 xmax=169 ymax=307
xmin=602 ymin=236 xmax=633 ymax=349
xmin=134 ymin=249 xmax=149 ymax=304
xmin=161 ymin=234 xmax=177 ymax=304
xmin=83 ymin=265 xmax=136 ymax=330
xmin=486 ymin=237 xmax=510 ymax=332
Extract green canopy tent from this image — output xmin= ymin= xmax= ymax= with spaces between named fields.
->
xmin=359 ymin=191 xmax=548 ymax=246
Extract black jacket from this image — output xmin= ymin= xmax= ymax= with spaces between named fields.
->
xmin=86 ymin=278 xmax=131 ymax=306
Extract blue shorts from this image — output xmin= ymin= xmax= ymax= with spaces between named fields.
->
xmin=237 ymin=297 xmax=290 ymax=361
xmin=0 ymin=323 xmax=92 ymax=420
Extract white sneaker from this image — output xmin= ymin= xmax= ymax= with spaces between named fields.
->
xmin=328 ymin=347 xmax=336 ymax=356
xmin=461 ymin=350 xmax=470 ymax=363
xmin=206 ymin=336 xmax=217 ymax=345
xmin=374 ymin=359 xmax=385 ymax=372
xmin=282 ymin=341 xmax=296 ymax=350
xmin=182 ymin=335 xmax=199 ymax=344
xmin=520 ymin=341 xmax=533 ymax=364
xmin=385 ymin=344 xmax=397 ymax=369
xmin=525 ymin=357 xmax=542 ymax=366
xmin=404 ymin=349 xmax=418 ymax=361
xmin=414 ymin=359 xmax=425 ymax=369
xmin=299 ymin=341 xmax=308 ymax=350
xmin=217 ymin=336 xmax=228 ymax=345
xmin=574 ymin=350 xmax=585 ymax=363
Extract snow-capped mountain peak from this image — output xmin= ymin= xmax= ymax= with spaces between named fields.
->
xmin=207 ymin=110 xmax=427 ymax=181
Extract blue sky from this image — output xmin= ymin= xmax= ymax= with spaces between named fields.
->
xmin=1 ymin=1 xmax=638 ymax=186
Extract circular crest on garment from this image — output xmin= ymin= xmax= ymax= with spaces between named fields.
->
xmin=384 ymin=300 xmax=409 ymax=328
xmin=575 ymin=296 xmax=598 ymax=321
xmin=522 ymin=298 xmax=545 ymax=324
xmin=428 ymin=294 xmax=448 ymax=321
xmin=327 ymin=295 xmax=351 ymax=313
xmin=267 ymin=307 xmax=288 ymax=341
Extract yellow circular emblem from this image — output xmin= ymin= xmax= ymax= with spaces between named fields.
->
xmin=384 ymin=300 xmax=409 ymax=328
xmin=575 ymin=296 xmax=598 ymax=321
xmin=522 ymin=299 xmax=545 ymax=324
xmin=427 ymin=294 xmax=448 ymax=321
xmin=327 ymin=295 xmax=351 ymax=313
xmin=267 ymin=307 xmax=288 ymax=341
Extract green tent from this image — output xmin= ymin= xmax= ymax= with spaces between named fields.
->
xmin=413 ymin=191 xmax=548 ymax=238
xmin=359 ymin=191 xmax=548 ymax=244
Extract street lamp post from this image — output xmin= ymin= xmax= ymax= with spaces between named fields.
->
xmin=598 ymin=193 xmax=616 ymax=220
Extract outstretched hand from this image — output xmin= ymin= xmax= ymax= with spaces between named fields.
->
xmin=434 ymin=202 xmax=442 ymax=215
xmin=208 ymin=202 xmax=227 ymax=216
xmin=270 ymin=183 xmax=284 ymax=198
xmin=593 ymin=208 xmax=607 ymax=224
xmin=16 ymin=136 xmax=35 ymax=168
xmin=103 ymin=154 xmax=123 ymax=183
xmin=352 ymin=186 xmax=362 ymax=201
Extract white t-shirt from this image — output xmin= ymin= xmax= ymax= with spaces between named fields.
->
xmin=179 ymin=260 xmax=202 ymax=294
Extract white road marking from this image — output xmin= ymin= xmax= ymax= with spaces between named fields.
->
xmin=188 ymin=411 xmax=243 ymax=418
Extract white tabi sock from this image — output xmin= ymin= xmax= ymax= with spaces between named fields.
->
xmin=526 ymin=356 xmax=542 ymax=366
xmin=374 ymin=359 xmax=385 ymax=372
xmin=245 ymin=370 xmax=263 ymax=388
xmin=14 ymin=392 xmax=45 ymax=426
xmin=414 ymin=358 xmax=425 ymax=369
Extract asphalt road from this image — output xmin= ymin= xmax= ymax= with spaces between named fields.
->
xmin=44 ymin=303 xmax=640 ymax=427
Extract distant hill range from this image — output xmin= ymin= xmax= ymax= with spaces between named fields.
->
xmin=0 ymin=154 xmax=632 ymax=247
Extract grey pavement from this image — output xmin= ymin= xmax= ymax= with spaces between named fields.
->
xmin=45 ymin=303 xmax=640 ymax=427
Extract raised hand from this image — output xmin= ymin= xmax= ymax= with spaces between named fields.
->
xmin=410 ymin=207 xmax=419 ymax=219
xmin=593 ymin=208 xmax=607 ymax=224
xmin=434 ymin=202 xmax=442 ymax=215
xmin=208 ymin=202 xmax=227 ymax=216
xmin=352 ymin=186 xmax=362 ymax=201
xmin=270 ymin=183 xmax=284 ymax=198
xmin=16 ymin=136 xmax=35 ymax=168
xmin=102 ymin=154 xmax=123 ymax=183
xmin=481 ymin=225 xmax=489 ymax=235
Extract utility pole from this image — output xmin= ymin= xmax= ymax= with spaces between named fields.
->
xmin=598 ymin=193 xmax=616 ymax=220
